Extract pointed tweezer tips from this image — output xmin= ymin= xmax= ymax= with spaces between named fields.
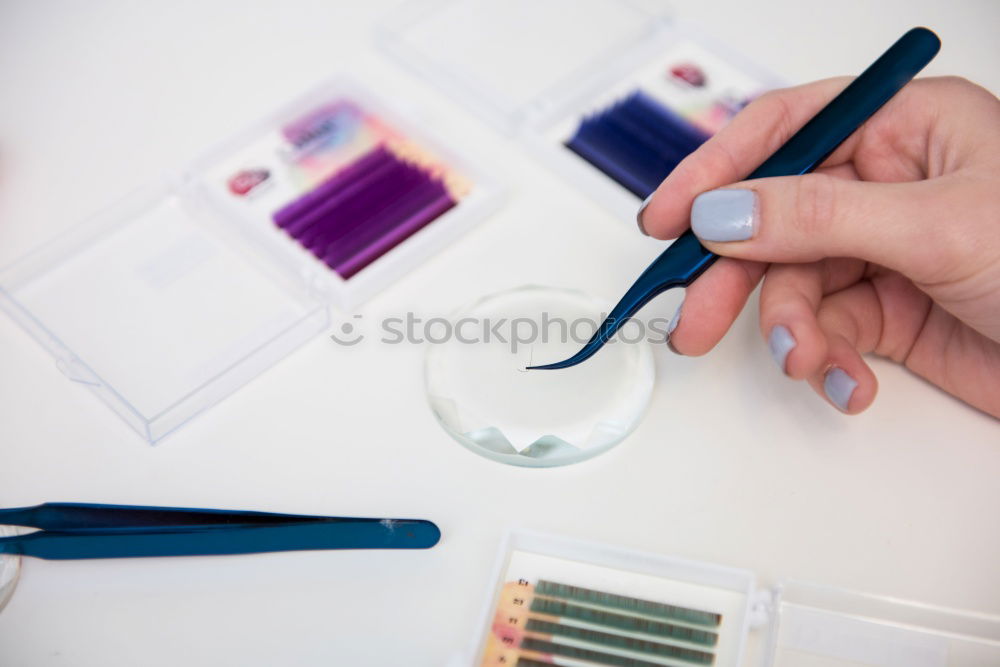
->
xmin=523 ymin=345 xmax=602 ymax=371
xmin=525 ymin=360 xmax=576 ymax=371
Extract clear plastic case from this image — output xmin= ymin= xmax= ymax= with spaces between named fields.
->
xmin=0 ymin=525 xmax=19 ymax=614
xmin=378 ymin=0 xmax=783 ymax=221
xmin=0 ymin=77 xmax=502 ymax=442
xmin=466 ymin=530 xmax=1000 ymax=666
xmin=765 ymin=580 xmax=1000 ymax=666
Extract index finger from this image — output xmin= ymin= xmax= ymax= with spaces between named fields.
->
xmin=641 ymin=76 xmax=855 ymax=240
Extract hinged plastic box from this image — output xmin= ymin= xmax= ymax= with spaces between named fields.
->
xmin=378 ymin=0 xmax=783 ymax=222
xmin=463 ymin=530 xmax=1000 ymax=666
xmin=0 ymin=77 xmax=503 ymax=443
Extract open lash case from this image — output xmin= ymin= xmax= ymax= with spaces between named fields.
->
xmin=0 ymin=78 xmax=502 ymax=442
xmin=465 ymin=531 xmax=1000 ymax=666
xmin=378 ymin=0 xmax=783 ymax=222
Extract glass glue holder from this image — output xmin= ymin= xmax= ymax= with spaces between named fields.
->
xmin=425 ymin=286 xmax=654 ymax=467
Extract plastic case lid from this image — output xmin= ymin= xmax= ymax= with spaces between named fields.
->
xmin=764 ymin=580 xmax=1000 ymax=666
xmin=379 ymin=1 xmax=782 ymax=223
xmin=378 ymin=0 xmax=676 ymax=136
xmin=0 ymin=179 xmax=329 ymax=443
xmin=0 ymin=77 xmax=501 ymax=443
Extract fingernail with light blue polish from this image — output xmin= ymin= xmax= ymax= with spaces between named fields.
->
xmin=691 ymin=189 xmax=758 ymax=242
xmin=666 ymin=298 xmax=683 ymax=338
xmin=665 ymin=298 xmax=683 ymax=353
xmin=636 ymin=193 xmax=653 ymax=235
xmin=768 ymin=325 xmax=796 ymax=373
xmin=824 ymin=367 xmax=857 ymax=412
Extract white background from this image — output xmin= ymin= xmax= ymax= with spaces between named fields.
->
xmin=1 ymin=1 xmax=998 ymax=665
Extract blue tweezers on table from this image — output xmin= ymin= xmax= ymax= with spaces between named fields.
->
xmin=0 ymin=503 xmax=440 ymax=560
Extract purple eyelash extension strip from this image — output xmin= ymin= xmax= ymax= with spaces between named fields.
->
xmin=271 ymin=144 xmax=457 ymax=280
xmin=315 ymin=169 xmax=451 ymax=270
xmin=326 ymin=194 xmax=455 ymax=279
xmin=297 ymin=154 xmax=427 ymax=253
xmin=324 ymin=181 xmax=454 ymax=279
xmin=307 ymin=168 xmax=429 ymax=256
xmin=280 ymin=148 xmax=407 ymax=240
xmin=273 ymin=146 xmax=391 ymax=229
xmin=302 ymin=162 xmax=426 ymax=253
xmin=287 ymin=149 xmax=418 ymax=246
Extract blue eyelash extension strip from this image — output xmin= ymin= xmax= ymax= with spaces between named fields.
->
xmin=565 ymin=91 xmax=710 ymax=197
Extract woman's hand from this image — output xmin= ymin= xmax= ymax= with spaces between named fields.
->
xmin=637 ymin=76 xmax=1000 ymax=417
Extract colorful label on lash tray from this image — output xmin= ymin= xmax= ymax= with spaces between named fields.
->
xmin=554 ymin=38 xmax=770 ymax=147
xmin=669 ymin=62 xmax=708 ymax=89
xmin=227 ymin=168 xmax=271 ymax=196
xmin=204 ymin=96 xmax=470 ymax=219
xmin=657 ymin=40 xmax=768 ymax=135
xmin=277 ymin=100 xmax=405 ymax=189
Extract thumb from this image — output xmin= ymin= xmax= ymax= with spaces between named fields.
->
xmin=688 ymin=173 xmax=962 ymax=282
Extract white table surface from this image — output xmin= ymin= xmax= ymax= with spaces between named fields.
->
xmin=1 ymin=1 xmax=998 ymax=665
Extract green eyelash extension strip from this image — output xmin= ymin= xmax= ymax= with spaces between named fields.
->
xmin=529 ymin=597 xmax=719 ymax=647
xmin=520 ymin=637 xmax=679 ymax=667
xmin=514 ymin=659 xmax=558 ymax=667
xmin=525 ymin=618 xmax=714 ymax=664
xmin=535 ymin=579 xmax=722 ymax=627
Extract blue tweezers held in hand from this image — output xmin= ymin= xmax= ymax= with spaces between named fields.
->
xmin=0 ymin=503 xmax=440 ymax=560
xmin=528 ymin=27 xmax=940 ymax=370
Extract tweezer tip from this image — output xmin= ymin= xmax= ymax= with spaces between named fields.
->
xmin=524 ymin=355 xmax=588 ymax=371
xmin=522 ymin=336 xmax=607 ymax=370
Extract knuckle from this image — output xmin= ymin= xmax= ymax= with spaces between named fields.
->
xmin=746 ymin=91 xmax=796 ymax=150
xmin=702 ymin=140 xmax=741 ymax=179
xmin=916 ymin=76 xmax=999 ymax=114
xmin=930 ymin=75 xmax=993 ymax=104
xmin=935 ymin=75 xmax=975 ymax=91
xmin=748 ymin=90 xmax=783 ymax=115
xmin=792 ymin=173 xmax=840 ymax=239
